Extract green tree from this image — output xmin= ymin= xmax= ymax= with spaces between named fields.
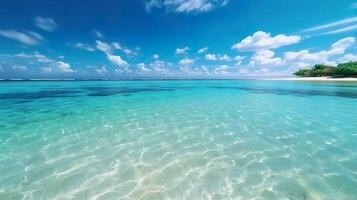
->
xmin=294 ymin=69 xmax=311 ymax=77
xmin=333 ymin=62 xmax=357 ymax=77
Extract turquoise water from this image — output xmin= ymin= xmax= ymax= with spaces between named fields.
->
xmin=0 ymin=80 xmax=357 ymax=200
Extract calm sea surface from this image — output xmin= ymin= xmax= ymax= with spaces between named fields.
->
xmin=0 ymin=80 xmax=357 ymax=200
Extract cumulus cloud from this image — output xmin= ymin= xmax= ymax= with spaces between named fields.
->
xmin=214 ymin=65 xmax=229 ymax=74
xmin=0 ymin=30 xmax=43 ymax=45
xmin=205 ymin=53 xmax=217 ymax=61
xmin=339 ymin=54 xmax=357 ymax=63
xmin=95 ymin=66 xmax=108 ymax=73
xmin=106 ymin=54 xmax=128 ymax=67
xmin=179 ymin=58 xmax=195 ymax=65
xmin=246 ymin=37 xmax=356 ymax=74
xmin=283 ymin=37 xmax=355 ymax=66
xmin=149 ymin=60 xmax=171 ymax=73
xmin=327 ymin=37 xmax=355 ymax=56
xmin=179 ymin=65 xmax=212 ymax=76
xmin=239 ymin=68 xmax=248 ymax=75
xmin=34 ymin=17 xmax=58 ymax=32
xmin=197 ymin=47 xmax=208 ymax=54
xmin=137 ymin=63 xmax=151 ymax=72
xmin=152 ymin=54 xmax=159 ymax=59
xmin=204 ymin=53 xmax=231 ymax=61
xmin=219 ymin=54 xmax=231 ymax=61
xmin=249 ymin=50 xmax=282 ymax=67
xmin=234 ymin=56 xmax=245 ymax=66
xmin=56 ymin=61 xmax=74 ymax=72
xmin=232 ymin=31 xmax=301 ymax=52
xmin=175 ymin=47 xmax=190 ymax=55
xmin=145 ymin=0 xmax=228 ymax=14
xmin=42 ymin=61 xmax=74 ymax=73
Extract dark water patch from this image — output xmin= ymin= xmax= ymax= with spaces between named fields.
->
xmin=80 ymin=86 xmax=118 ymax=91
xmin=82 ymin=86 xmax=193 ymax=91
xmin=146 ymin=86 xmax=194 ymax=90
xmin=0 ymin=89 xmax=82 ymax=100
xmin=86 ymin=87 xmax=180 ymax=97
xmin=210 ymin=86 xmax=357 ymax=99
xmin=13 ymin=100 xmax=33 ymax=104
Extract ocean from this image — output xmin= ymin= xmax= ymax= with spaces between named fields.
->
xmin=0 ymin=80 xmax=357 ymax=199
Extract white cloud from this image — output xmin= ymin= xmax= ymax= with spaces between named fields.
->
xmin=200 ymin=65 xmax=209 ymax=74
xmin=34 ymin=17 xmax=57 ymax=32
xmin=283 ymin=37 xmax=355 ymax=66
xmin=205 ymin=53 xmax=231 ymax=61
xmin=327 ymin=37 xmax=355 ymax=56
xmin=302 ymin=17 xmax=357 ymax=36
xmin=42 ymin=62 xmax=74 ymax=73
xmin=93 ymin=29 xmax=104 ymax=38
xmin=239 ymin=68 xmax=248 ymax=74
xmin=56 ymin=61 xmax=74 ymax=73
xmin=74 ymin=43 xmax=95 ymax=51
xmin=16 ymin=52 xmax=54 ymax=63
xmin=179 ymin=58 xmax=195 ymax=65
xmin=106 ymin=53 xmax=128 ymax=67
xmin=214 ymin=65 xmax=229 ymax=74
xmin=179 ymin=65 xmax=212 ymax=75
xmin=152 ymin=54 xmax=159 ymax=59
xmin=197 ymin=47 xmax=208 ymax=54
xmin=149 ymin=60 xmax=171 ymax=72
xmin=302 ymin=17 xmax=357 ymax=33
xmin=219 ymin=54 xmax=231 ymax=61
xmin=234 ymin=56 xmax=245 ymax=66
xmin=96 ymin=40 xmax=112 ymax=53
xmin=95 ymin=66 xmax=107 ymax=73
xmin=112 ymin=42 xmax=122 ymax=50
xmin=0 ymin=30 xmax=43 ymax=45
xmin=41 ymin=67 xmax=52 ymax=73
xmin=12 ymin=65 xmax=28 ymax=71
xmin=145 ymin=0 xmax=228 ymax=13
xmin=232 ymin=31 xmax=301 ymax=52
xmin=244 ymin=37 xmax=356 ymax=74
xmin=123 ymin=48 xmax=138 ymax=57
xmin=319 ymin=24 xmax=357 ymax=35
xmin=205 ymin=53 xmax=217 ymax=61
xmin=339 ymin=54 xmax=357 ymax=63
xmin=137 ymin=63 xmax=151 ymax=72
xmin=175 ymin=47 xmax=190 ymax=55
xmin=249 ymin=50 xmax=282 ymax=67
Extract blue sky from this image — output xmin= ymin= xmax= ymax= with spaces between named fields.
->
xmin=0 ymin=0 xmax=357 ymax=79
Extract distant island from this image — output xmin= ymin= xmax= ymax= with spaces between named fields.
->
xmin=293 ymin=61 xmax=357 ymax=78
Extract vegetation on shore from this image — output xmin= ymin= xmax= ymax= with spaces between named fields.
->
xmin=293 ymin=61 xmax=357 ymax=77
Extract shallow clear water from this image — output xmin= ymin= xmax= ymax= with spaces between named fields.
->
xmin=0 ymin=80 xmax=357 ymax=200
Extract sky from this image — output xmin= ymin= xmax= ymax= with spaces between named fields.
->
xmin=0 ymin=0 xmax=357 ymax=79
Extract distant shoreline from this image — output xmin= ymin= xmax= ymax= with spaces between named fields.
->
xmin=267 ymin=77 xmax=357 ymax=82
